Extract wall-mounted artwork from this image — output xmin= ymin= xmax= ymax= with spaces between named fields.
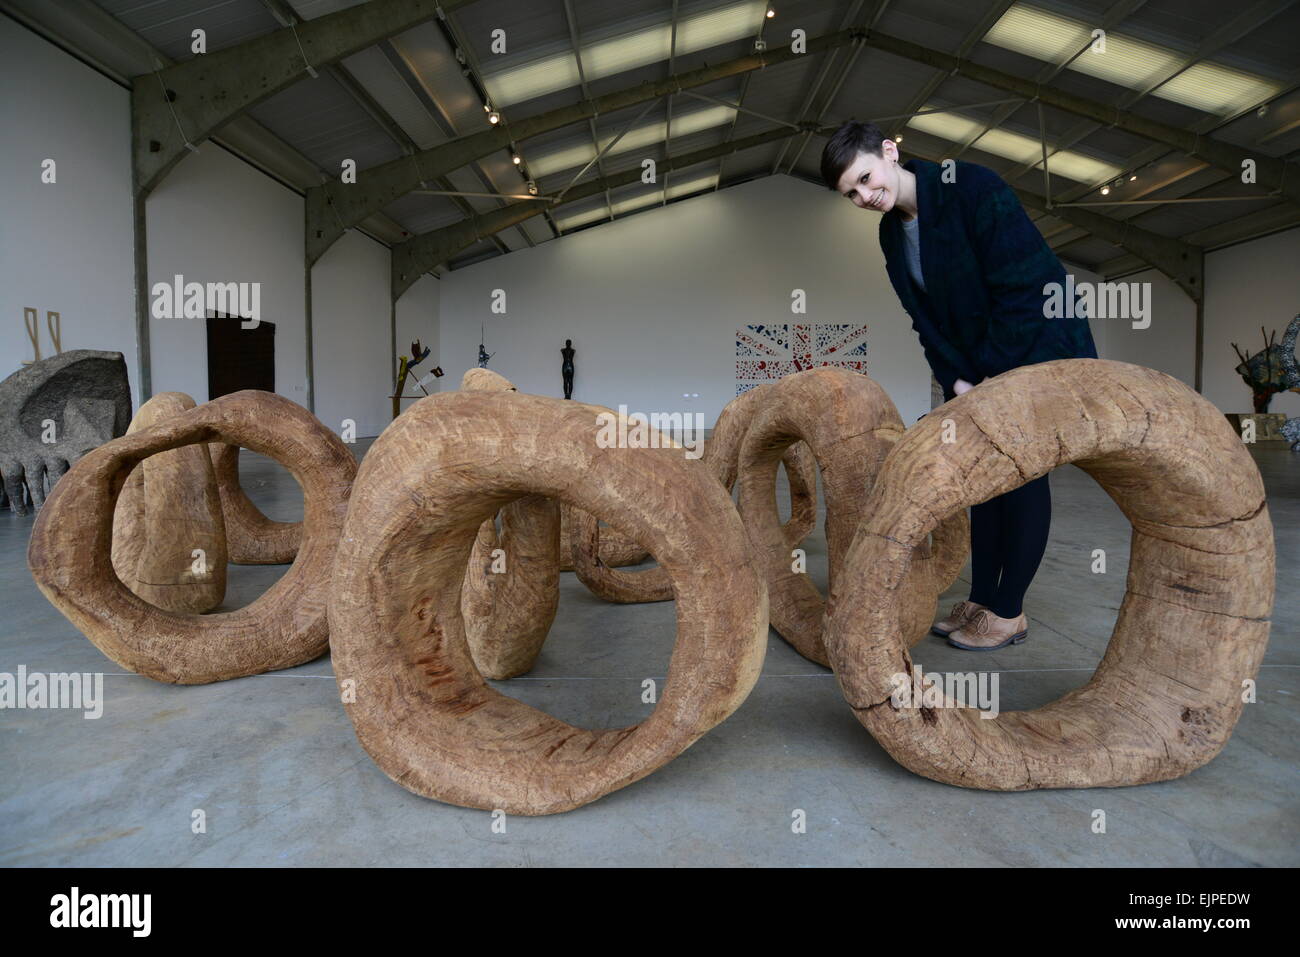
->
xmin=735 ymin=323 xmax=868 ymax=395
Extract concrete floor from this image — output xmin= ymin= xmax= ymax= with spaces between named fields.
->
xmin=2 ymin=438 xmax=1297 ymax=867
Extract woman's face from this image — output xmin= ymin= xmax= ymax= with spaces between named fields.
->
xmin=836 ymin=140 xmax=901 ymax=212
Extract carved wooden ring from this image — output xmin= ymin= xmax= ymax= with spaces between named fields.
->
xmin=209 ymin=443 xmax=302 ymax=564
xmin=329 ymin=390 xmax=768 ymax=815
xmin=824 ymin=360 xmax=1273 ymax=788
xmin=737 ymin=368 xmax=968 ymax=665
xmin=458 ymin=368 xmax=561 ymax=679
xmin=111 ymin=392 xmax=228 ymax=614
xmin=28 ymin=390 xmax=356 ymax=684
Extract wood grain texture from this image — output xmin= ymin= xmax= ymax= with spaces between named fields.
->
xmin=823 ymin=359 xmax=1273 ymax=788
xmin=209 ymin=443 xmax=302 ymax=564
xmin=566 ymin=386 xmax=819 ymax=603
xmin=29 ymin=391 xmax=356 ymax=684
xmin=458 ymin=368 xmax=561 ymax=679
xmin=737 ymin=368 xmax=968 ymax=666
xmin=111 ymin=392 xmax=227 ymax=613
xmin=329 ymin=390 xmax=768 ymax=814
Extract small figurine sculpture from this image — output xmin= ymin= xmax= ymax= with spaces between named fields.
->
xmin=477 ymin=327 xmax=494 ymax=369
xmin=561 ymin=338 xmax=575 ymax=399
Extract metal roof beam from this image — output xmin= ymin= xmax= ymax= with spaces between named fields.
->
xmin=310 ymin=26 xmax=865 ymax=264
xmin=861 ymin=29 xmax=1300 ymax=208
xmin=391 ymin=126 xmax=799 ymax=299
xmin=131 ymin=0 xmax=477 ymax=195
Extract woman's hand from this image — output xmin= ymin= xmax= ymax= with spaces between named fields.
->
xmin=953 ymin=378 xmax=974 ymax=395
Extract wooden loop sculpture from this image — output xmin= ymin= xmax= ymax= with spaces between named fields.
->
xmin=565 ymin=386 xmax=819 ymax=603
xmin=558 ymin=505 xmax=648 ymax=570
xmin=28 ymin=391 xmax=357 ymax=684
xmin=458 ymin=368 xmax=561 ymax=679
xmin=708 ymin=383 xmax=817 ymax=548
xmin=737 ymin=368 xmax=968 ymax=666
xmin=209 ymin=443 xmax=302 ymax=564
xmin=824 ymin=359 xmax=1273 ymax=789
xmin=329 ymin=390 xmax=768 ymax=815
xmin=111 ymin=392 xmax=227 ymax=613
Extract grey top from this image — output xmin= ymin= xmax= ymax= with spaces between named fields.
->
xmin=901 ymin=214 xmax=925 ymax=293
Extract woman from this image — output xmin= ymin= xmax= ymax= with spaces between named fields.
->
xmin=820 ymin=120 xmax=1097 ymax=651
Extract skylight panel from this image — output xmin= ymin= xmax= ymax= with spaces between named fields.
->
xmin=984 ymin=3 xmax=1283 ymax=116
xmin=484 ymin=2 xmax=766 ymax=108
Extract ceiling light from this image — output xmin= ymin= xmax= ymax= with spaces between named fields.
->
xmin=766 ymin=7 xmax=776 ymax=17
xmin=488 ymin=111 xmax=500 ymax=124
xmin=483 ymin=1 xmax=768 ymax=107
xmin=527 ymin=181 xmax=538 ymax=195
xmin=907 ymin=105 xmax=1121 ymax=183
xmin=1129 ymin=174 xmax=1137 ymax=181
xmin=512 ymin=154 xmax=522 ymax=165
xmin=1100 ymin=186 xmax=1110 ymax=195
xmin=985 ymin=3 xmax=1283 ymax=116
xmin=894 ymin=135 xmax=903 ymax=143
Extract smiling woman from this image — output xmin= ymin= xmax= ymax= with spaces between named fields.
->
xmin=821 ymin=119 xmax=1099 ymax=651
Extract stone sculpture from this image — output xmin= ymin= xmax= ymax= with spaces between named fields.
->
xmin=0 ymin=349 xmax=131 ymax=513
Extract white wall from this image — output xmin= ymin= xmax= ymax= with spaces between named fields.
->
xmin=146 ymin=145 xmax=308 ymax=406
xmin=0 ymin=18 xmax=136 ymax=402
xmin=310 ymin=230 xmax=393 ymax=437
xmin=1204 ymin=229 xmax=1300 ymax=418
xmin=2 ymin=19 xmax=412 ymax=436
xmin=396 ymin=272 xmax=440 ymax=404
xmin=1089 ymin=265 xmax=1198 ymax=386
xmin=1095 ymin=228 xmax=1300 ymax=416
xmin=437 ymin=175 xmax=941 ymax=425
xmin=437 ymin=175 xmax=1116 ymax=425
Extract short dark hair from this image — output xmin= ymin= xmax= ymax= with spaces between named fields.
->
xmin=820 ymin=120 xmax=887 ymax=191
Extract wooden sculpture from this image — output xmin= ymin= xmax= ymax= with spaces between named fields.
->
xmin=28 ymin=391 xmax=356 ymax=684
xmin=565 ymin=384 xmax=819 ymax=603
xmin=458 ymin=368 xmax=562 ymax=679
xmin=209 ymin=443 xmax=302 ymax=564
xmin=823 ymin=359 xmax=1273 ymax=788
xmin=329 ymin=390 xmax=768 ymax=814
xmin=111 ymin=392 xmax=227 ymax=613
xmin=736 ymin=368 xmax=968 ymax=666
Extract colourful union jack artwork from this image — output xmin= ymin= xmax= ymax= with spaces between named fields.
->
xmin=735 ymin=323 xmax=869 ymax=395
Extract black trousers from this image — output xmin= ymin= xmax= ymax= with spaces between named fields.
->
xmin=965 ymin=473 xmax=1051 ymax=619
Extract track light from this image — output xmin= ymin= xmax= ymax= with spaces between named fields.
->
xmin=512 ymin=154 xmax=522 ymax=165
xmin=766 ymin=7 xmax=775 ymax=17
xmin=1100 ymin=186 xmax=1110 ymax=196
xmin=894 ymin=135 xmax=903 ymax=143
xmin=527 ymin=181 xmax=537 ymax=195
xmin=488 ymin=111 xmax=500 ymax=124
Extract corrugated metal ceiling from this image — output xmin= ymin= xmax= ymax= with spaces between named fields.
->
xmin=84 ymin=0 xmax=1300 ymax=274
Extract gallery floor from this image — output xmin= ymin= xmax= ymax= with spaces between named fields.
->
xmin=2 ymin=437 xmax=1296 ymax=867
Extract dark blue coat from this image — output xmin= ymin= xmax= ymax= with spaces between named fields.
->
xmin=879 ymin=158 xmax=1098 ymax=400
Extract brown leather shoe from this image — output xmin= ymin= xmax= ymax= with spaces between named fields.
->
xmin=931 ymin=600 xmax=988 ymax=638
xmin=948 ymin=609 xmax=1028 ymax=651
